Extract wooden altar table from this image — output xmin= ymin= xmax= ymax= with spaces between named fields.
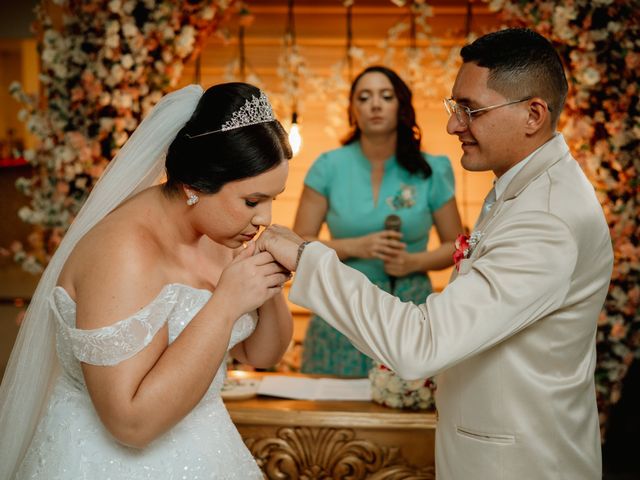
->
xmin=224 ymin=371 xmax=437 ymax=479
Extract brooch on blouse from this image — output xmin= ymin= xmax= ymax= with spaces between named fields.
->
xmin=386 ymin=184 xmax=416 ymax=210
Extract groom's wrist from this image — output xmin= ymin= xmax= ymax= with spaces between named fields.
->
xmin=295 ymin=241 xmax=311 ymax=271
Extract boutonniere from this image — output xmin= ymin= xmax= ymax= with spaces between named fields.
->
xmin=453 ymin=231 xmax=483 ymax=271
xmin=386 ymin=184 xmax=416 ymax=210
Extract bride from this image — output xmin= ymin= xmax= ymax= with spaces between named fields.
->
xmin=0 ymin=82 xmax=293 ymax=478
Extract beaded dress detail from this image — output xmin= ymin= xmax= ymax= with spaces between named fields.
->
xmin=15 ymin=283 xmax=263 ymax=479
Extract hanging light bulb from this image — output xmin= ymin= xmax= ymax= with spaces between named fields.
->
xmin=288 ymin=111 xmax=302 ymax=156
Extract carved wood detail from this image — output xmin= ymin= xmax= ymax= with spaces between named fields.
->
xmin=245 ymin=426 xmax=434 ymax=479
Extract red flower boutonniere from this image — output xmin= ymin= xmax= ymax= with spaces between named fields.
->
xmin=453 ymin=231 xmax=483 ymax=271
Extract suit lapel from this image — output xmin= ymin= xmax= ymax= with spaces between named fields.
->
xmin=475 ymin=134 xmax=571 ymax=232
xmin=450 ymin=134 xmax=573 ymax=283
xmin=502 ymin=133 xmax=571 ymax=201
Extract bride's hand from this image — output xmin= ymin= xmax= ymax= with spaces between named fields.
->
xmin=215 ymin=241 xmax=290 ymax=316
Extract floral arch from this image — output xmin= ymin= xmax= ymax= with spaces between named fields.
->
xmin=8 ymin=0 xmax=639 ymax=437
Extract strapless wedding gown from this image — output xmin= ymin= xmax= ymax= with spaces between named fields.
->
xmin=15 ymin=283 xmax=264 ymax=479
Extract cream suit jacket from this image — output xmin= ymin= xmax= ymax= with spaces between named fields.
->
xmin=289 ymin=134 xmax=613 ymax=480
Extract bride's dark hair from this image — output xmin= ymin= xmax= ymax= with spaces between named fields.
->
xmin=164 ymin=82 xmax=292 ymax=195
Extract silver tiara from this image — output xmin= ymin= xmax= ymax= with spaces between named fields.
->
xmin=185 ymin=91 xmax=276 ymax=139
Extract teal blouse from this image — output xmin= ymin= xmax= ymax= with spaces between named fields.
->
xmin=305 ymin=141 xmax=455 ymax=284
xmin=300 ymin=142 xmax=455 ymax=377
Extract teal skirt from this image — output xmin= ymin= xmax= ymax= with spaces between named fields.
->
xmin=301 ymin=274 xmax=432 ymax=377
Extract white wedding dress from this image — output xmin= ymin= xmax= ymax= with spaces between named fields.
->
xmin=15 ymin=283 xmax=264 ymax=479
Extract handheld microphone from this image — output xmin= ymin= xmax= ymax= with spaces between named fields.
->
xmin=384 ymin=214 xmax=402 ymax=295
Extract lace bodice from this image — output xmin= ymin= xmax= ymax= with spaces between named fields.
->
xmin=50 ymin=283 xmax=257 ymax=393
xmin=16 ymin=284 xmax=264 ymax=479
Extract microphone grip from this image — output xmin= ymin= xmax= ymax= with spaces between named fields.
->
xmin=383 ymin=214 xmax=402 ymax=295
xmin=389 ymin=274 xmax=397 ymax=296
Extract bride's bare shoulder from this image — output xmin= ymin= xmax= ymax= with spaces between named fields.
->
xmin=59 ymin=204 xmax=165 ymax=298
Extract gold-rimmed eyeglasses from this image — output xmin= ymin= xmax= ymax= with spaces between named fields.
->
xmin=443 ymin=97 xmax=533 ymax=126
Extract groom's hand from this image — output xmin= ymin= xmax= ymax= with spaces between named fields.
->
xmin=256 ymin=225 xmax=304 ymax=272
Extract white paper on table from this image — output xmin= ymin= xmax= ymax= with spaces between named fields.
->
xmin=256 ymin=375 xmax=372 ymax=401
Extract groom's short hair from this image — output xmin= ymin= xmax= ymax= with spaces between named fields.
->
xmin=461 ymin=28 xmax=568 ymax=128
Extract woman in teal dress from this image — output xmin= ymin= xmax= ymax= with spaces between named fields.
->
xmin=294 ymin=66 xmax=463 ymax=377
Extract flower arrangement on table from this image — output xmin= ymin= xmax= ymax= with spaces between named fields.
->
xmin=369 ymin=363 xmax=436 ymax=410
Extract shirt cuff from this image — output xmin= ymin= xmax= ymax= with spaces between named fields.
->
xmin=289 ymin=241 xmax=334 ymax=306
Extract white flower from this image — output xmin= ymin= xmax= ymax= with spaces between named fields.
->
xmin=98 ymin=92 xmax=112 ymax=107
xmin=590 ymin=29 xmax=609 ymax=42
xmin=107 ymin=64 xmax=125 ymax=86
xmin=163 ymin=27 xmax=175 ymax=40
xmin=54 ymin=145 xmax=75 ymax=164
xmin=105 ymin=34 xmax=120 ymax=49
xmin=121 ymin=54 xmax=134 ymax=70
xmin=122 ymin=22 xmax=139 ymax=38
xmin=100 ymin=117 xmax=115 ymax=132
xmin=607 ymin=21 xmax=622 ymax=33
xmin=113 ymin=131 xmax=129 ymax=147
xmin=123 ymin=0 xmax=136 ymax=14
xmin=386 ymin=375 xmax=404 ymax=394
xmin=201 ymin=6 xmax=215 ymax=20
xmin=418 ymin=387 xmax=432 ymax=401
xmin=113 ymin=91 xmax=133 ymax=109
xmin=18 ymin=206 xmax=32 ymax=222
xmin=15 ymin=177 xmax=31 ymax=193
xmin=373 ymin=372 xmax=389 ymax=389
xmin=403 ymin=396 xmax=416 ymax=407
xmin=162 ymin=50 xmax=174 ymax=64
xmin=125 ymin=117 xmax=138 ymax=131
xmin=24 ymin=149 xmax=35 ymax=162
xmin=106 ymin=20 xmax=119 ymax=35
xmin=42 ymin=48 xmax=56 ymax=64
xmin=108 ymin=0 xmax=122 ymax=13
xmin=171 ymin=62 xmax=184 ymax=80
xmin=581 ymin=67 xmax=601 ymax=86
xmin=371 ymin=386 xmax=384 ymax=402
xmin=22 ymin=256 xmax=44 ymax=274
xmin=43 ymin=29 xmax=62 ymax=45
xmin=405 ymin=379 xmax=424 ymax=391
xmin=74 ymin=176 xmax=87 ymax=190
xmin=385 ymin=395 xmax=403 ymax=408
xmin=71 ymin=46 xmax=87 ymax=64
xmin=175 ymin=25 xmax=196 ymax=57
xmin=52 ymin=63 xmax=68 ymax=79
xmin=9 ymin=81 xmax=22 ymax=95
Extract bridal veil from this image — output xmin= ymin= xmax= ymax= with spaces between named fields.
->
xmin=0 ymin=85 xmax=203 ymax=478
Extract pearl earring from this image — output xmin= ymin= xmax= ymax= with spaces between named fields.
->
xmin=186 ymin=193 xmax=199 ymax=206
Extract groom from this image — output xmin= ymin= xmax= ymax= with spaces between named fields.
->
xmin=258 ymin=28 xmax=614 ymax=479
